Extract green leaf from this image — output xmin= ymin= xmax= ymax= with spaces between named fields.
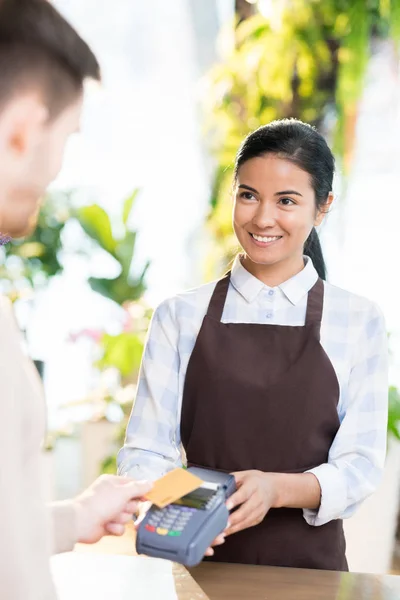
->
xmin=88 ymin=277 xmax=119 ymax=302
xmin=100 ymin=455 xmax=117 ymax=475
xmin=77 ymin=205 xmax=117 ymax=257
xmin=388 ymin=386 xmax=400 ymax=441
xmin=125 ymin=261 xmax=150 ymax=302
xmin=122 ymin=190 xmax=139 ymax=226
xmin=96 ymin=332 xmax=144 ymax=377
xmin=235 ymin=13 xmax=269 ymax=46
xmin=115 ymin=231 xmax=136 ymax=274
xmin=15 ymin=242 xmax=46 ymax=259
xmin=88 ymin=267 xmax=148 ymax=305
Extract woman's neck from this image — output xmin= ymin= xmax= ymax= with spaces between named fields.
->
xmin=241 ymin=253 xmax=305 ymax=287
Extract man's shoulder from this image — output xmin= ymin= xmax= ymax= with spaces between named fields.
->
xmin=0 ymin=293 xmax=17 ymax=334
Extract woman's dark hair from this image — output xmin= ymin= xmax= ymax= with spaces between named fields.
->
xmin=234 ymin=118 xmax=334 ymax=280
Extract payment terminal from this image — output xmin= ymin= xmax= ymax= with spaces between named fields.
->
xmin=136 ymin=466 xmax=236 ymax=567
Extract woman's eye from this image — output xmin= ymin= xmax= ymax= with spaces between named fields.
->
xmin=240 ymin=191 xmax=256 ymax=201
xmin=279 ymin=197 xmax=295 ymax=206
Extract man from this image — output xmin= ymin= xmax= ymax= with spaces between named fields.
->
xmin=0 ymin=1 xmax=154 ymax=598
xmin=0 ymin=2 xmax=224 ymax=595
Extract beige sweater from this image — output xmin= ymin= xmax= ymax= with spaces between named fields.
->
xmin=0 ymin=295 xmax=78 ymax=599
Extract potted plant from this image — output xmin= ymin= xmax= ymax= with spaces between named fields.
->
xmin=63 ymin=190 xmax=151 ymax=484
xmin=66 ymin=299 xmax=152 ymax=486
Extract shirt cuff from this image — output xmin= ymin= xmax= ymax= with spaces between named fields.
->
xmin=118 ymin=451 xmax=179 ymax=481
xmin=303 ymin=464 xmax=348 ymax=526
xmin=49 ymin=501 xmax=79 ymax=554
xmin=118 ymin=464 xmax=170 ymax=481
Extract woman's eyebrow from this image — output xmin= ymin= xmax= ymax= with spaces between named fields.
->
xmin=238 ymin=184 xmax=259 ymax=194
xmin=274 ymin=189 xmax=303 ymax=197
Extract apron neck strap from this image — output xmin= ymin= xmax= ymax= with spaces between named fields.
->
xmin=305 ymin=278 xmax=324 ymax=334
xmin=206 ymin=273 xmax=231 ymax=321
xmin=207 ymin=273 xmax=325 ymax=332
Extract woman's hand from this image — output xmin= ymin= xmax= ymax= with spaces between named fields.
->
xmin=224 ymin=470 xmax=278 ymax=536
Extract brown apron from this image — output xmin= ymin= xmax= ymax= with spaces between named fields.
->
xmin=180 ymin=273 xmax=348 ymax=570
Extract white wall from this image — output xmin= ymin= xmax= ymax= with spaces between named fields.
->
xmin=28 ymin=0 xmax=222 ymax=426
xmin=322 ymin=40 xmax=400 ymax=387
xmin=322 ymin=40 xmax=400 ymax=572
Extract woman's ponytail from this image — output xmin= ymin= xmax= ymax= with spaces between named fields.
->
xmin=304 ymin=227 xmax=326 ymax=280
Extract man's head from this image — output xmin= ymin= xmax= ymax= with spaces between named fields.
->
xmin=0 ymin=0 xmax=100 ymax=236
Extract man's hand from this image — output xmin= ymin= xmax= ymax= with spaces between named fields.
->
xmin=224 ymin=471 xmax=278 ymax=536
xmin=73 ymin=475 xmax=153 ymax=544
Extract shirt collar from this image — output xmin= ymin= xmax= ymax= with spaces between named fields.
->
xmin=230 ymin=255 xmax=319 ymax=305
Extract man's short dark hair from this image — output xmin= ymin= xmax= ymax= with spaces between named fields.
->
xmin=0 ymin=0 xmax=101 ymax=118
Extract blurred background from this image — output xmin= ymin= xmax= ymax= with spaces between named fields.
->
xmin=3 ymin=0 xmax=400 ymax=574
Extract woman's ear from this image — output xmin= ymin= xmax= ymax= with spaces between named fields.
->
xmin=314 ymin=191 xmax=334 ymax=227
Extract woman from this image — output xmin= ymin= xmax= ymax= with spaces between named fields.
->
xmin=119 ymin=119 xmax=388 ymax=570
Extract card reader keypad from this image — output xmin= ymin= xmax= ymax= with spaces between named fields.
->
xmin=145 ymin=505 xmax=196 ymax=537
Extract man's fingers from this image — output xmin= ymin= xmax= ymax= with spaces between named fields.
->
xmin=101 ymin=475 xmax=150 ymax=486
xmin=110 ymin=512 xmax=133 ymax=525
xmin=120 ymin=480 xmax=153 ymax=501
xmin=105 ymin=522 xmax=125 ymax=536
xmin=125 ymin=500 xmax=140 ymax=514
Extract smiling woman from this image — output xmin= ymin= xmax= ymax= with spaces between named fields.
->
xmin=233 ymin=120 xmax=334 ymax=284
xmin=118 ymin=118 xmax=388 ymax=572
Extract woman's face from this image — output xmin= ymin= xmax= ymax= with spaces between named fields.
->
xmin=233 ymin=154 xmax=331 ymax=269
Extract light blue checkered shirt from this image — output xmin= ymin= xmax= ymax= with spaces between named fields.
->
xmin=118 ymin=256 xmax=388 ymax=526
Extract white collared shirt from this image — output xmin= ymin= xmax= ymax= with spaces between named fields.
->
xmin=118 ymin=257 xmax=388 ymax=526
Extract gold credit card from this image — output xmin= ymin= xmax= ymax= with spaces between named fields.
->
xmin=144 ymin=468 xmax=204 ymax=508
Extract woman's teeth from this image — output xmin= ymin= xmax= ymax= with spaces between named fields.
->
xmin=251 ymin=234 xmax=281 ymax=243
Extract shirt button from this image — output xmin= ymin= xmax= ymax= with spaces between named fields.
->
xmin=268 ymin=290 xmax=274 ymax=296
xmin=266 ymin=313 xmax=273 ymax=319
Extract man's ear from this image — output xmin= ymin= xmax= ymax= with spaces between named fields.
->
xmin=0 ymin=93 xmax=49 ymax=157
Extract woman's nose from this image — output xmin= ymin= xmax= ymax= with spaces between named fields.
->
xmin=252 ymin=203 xmax=277 ymax=229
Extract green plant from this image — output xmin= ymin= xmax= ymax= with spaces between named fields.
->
xmin=99 ymin=383 xmax=139 ymax=475
xmin=67 ymin=191 xmax=152 ymax=474
xmin=66 ymin=297 xmax=152 ymax=474
xmin=1 ymin=188 xmax=147 ymax=304
xmin=94 ymin=302 xmax=152 ymax=472
xmin=0 ymin=191 xmax=71 ymax=300
xmin=59 ymin=371 xmax=141 ymax=474
xmin=388 ymin=386 xmax=400 ymax=442
xmin=0 ymin=187 xmax=150 ymax=465
xmin=76 ymin=190 xmax=149 ymax=304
